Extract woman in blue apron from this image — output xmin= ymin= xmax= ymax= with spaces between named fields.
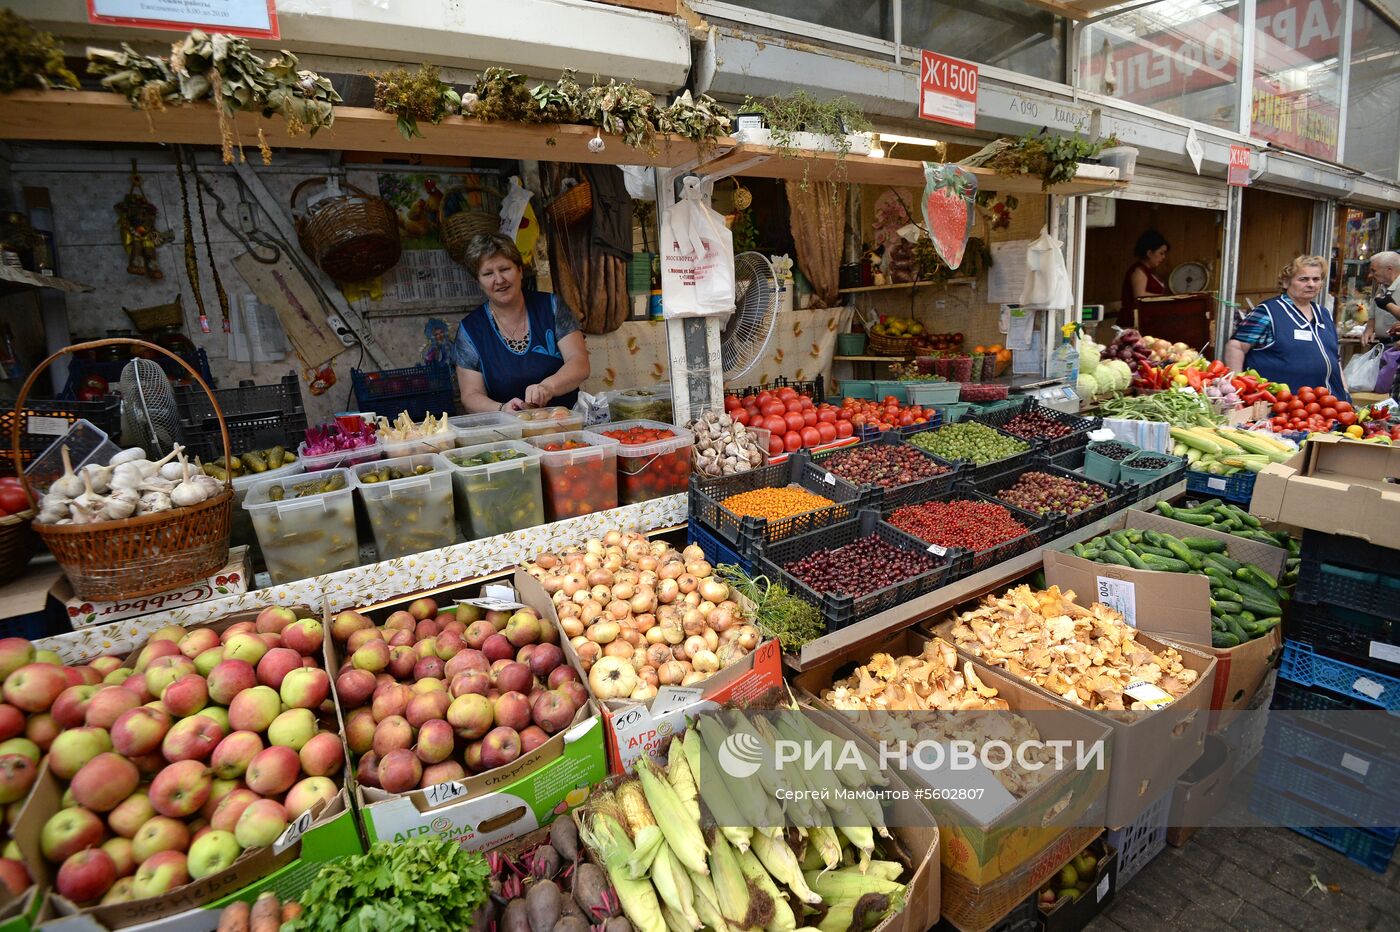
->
xmin=1224 ymin=255 xmax=1349 ymax=402
xmin=452 ymin=233 xmax=590 ymax=413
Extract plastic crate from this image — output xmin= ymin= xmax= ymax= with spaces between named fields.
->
xmin=969 ymin=398 xmax=1102 ymax=457
xmin=1248 ymin=787 xmax=1399 ymax=873
xmin=837 ymin=379 xmax=876 ymax=401
xmin=971 ymin=461 xmax=1126 ymax=534
xmin=1256 ymin=749 xmax=1394 ymax=827
xmin=1083 ymin=440 xmax=1138 ymax=485
xmin=1295 ymin=531 xmax=1400 ymax=624
xmin=904 ymin=421 xmax=1035 ymax=484
xmin=1185 ymin=468 xmax=1256 ymax=505
xmin=1286 ymin=601 xmax=1400 ymax=676
xmin=0 ymin=397 xmax=123 ymax=477
xmin=733 ymin=375 xmax=825 ymax=405
xmin=757 ymin=509 xmax=962 ymax=634
xmin=1278 ymin=641 xmax=1400 ymax=712
xmin=1271 ymin=677 xmax=1377 ymax=714
xmin=903 ymin=381 xmax=961 ymax=405
xmin=803 ymin=433 xmax=962 ymax=511
xmin=1124 ymin=459 xmax=1188 ymax=502
xmin=688 ymin=457 xmax=869 ymax=558
xmin=855 ymin=411 xmax=944 ymax=442
xmin=883 ymin=488 xmax=1051 ymax=574
xmin=1049 ymin=445 xmax=1087 ymax=472
xmin=60 ymin=347 xmax=213 ymax=399
xmin=688 ymin=520 xmax=755 ymax=575
xmin=351 ymin=364 xmax=456 ymax=422
xmin=1264 ymin=715 xmax=1400 ymax=801
xmin=1119 ymin=452 xmax=1187 ymax=486
xmin=930 ymin=402 xmax=974 ymax=424
xmin=1104 ymin=788 xmax=1170 ymax=887
xmin=174 ymin=373 xmax=308 ymax=463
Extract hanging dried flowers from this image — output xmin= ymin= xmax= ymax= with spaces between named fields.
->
xmin=0 ymin=9 xmax=79 ymax=92
xmin=370 ymin=63 xmax=461 ymax=140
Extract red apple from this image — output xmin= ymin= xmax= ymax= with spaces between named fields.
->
xmin=494 ymin=661 xmax=533 ymax=695
xmin=519 ymin=725 xmax=549 ymax=754
xmin=421 ymin=761 xmax=466 ymax=788
xmin=481 ymin=634 xmax=514 ymax=664
xmin=464 ymin=621 xmax=496 ymax=651
xmin=372 ymin=716 xmax=415 ymax=757
xmin=209 ymin=788 xmax=260 ymax=833
xmin=414 ymin=719 xmax=455 ymax=764
xmin=355 ymin=751 xmax=381 ymax=789
xmin=161 ymin=714 xmax=225 ymax=763
xmin=131 ymin=849 xmax=189 ymax=898
xmin=282 ymin=618 xmax=324 ymax=656
xmin=245 ymin=746 xmax=300 ymax=796
xmin=344 ymin=708 xmax=376 ymax=755
xmin=161 ymin=673 xmax=209 ymax=717
xmin=531 ymin=690 xmax=576 ymax=735
xmin=131 ymin=815 xmax=190 ymax=861
xmin=108 ymin=791 xmax=156 ymax=838
xmin=51 ymin=685 xmax=99 ymax=729
xmin=554 ymin=680 xmax=589 ymax=710
xmin=149 ymin=760 xmax=213 ymax=818
xmin=48 ymin=726 xmax=113 ymax=780
xmin=57 ymin=848 xmax=116 ymax=904
xmin=528 ymin=643 xmax=565 ymax=679
xmin=23 ymin=712 xmax=58 ymax=751
xmin=209 ymin=730 xmax=263 ymax=780
xmin=335 ymin=668 xmax=376 ymax=708
xmin=492 ymin=691 xmax=531 ymax=732
xmin=376 ymin=748 xmax=422 ymax=794
xmin=298 ymin=732 xmax=344 ymax=777
xmin=177 ymin=628 xmax=221 ymax=660
xmin=71 ymin=753 xmax=140 ymax=812
xmin=255 ymin=606 xmax=297 ymax=634
xmin=0 ymin=704 xmax=23 ymax=742
xmin=40 ymin=805 xmax=107 ymax=862
xmin=110 ymin=706 xmax=171 ymax=757
xmin=279 ymin=667 xmax=330 ymax=710
xmin=446 ymin=693 xmax=494 ymax=740
xmin=480 ymin=726 xmax=522 ymax=770
xmin=407 ymin=597 xmax=438 ymax=621
xmin=330 ymin=610 xmax=372 ymax=643
xmin=3 ymin=663 xmax=69 ymax=712
xmin=256 ymin=648 xmax=302 ymax=690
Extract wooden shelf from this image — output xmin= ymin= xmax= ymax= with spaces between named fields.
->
xmin=839 ymin=279 xmax=974 ymax=294
xmin=0 ymin=264 xmax=92 ymax=294
xmin=833 ymin=355 xmax=911 ymax=362
xmin=0 ymin=91 xmax=715 ymax=167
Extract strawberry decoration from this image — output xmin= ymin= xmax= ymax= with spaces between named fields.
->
xmin=921 ymin=163 xmax=978 ymax=270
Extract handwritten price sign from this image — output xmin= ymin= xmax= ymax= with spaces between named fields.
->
xmin=919 ymin=51 xmax=978 ymax=128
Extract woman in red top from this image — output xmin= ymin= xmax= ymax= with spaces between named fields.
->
xmin=1120 ymin=230 xmax=1170 ymax=324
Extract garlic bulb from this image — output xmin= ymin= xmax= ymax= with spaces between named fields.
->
xmin=81 ymin=462 xmax=113 ymax=495
xmin=142 ymin=447 xmax=183 ymax=480
xmin=159 ymin=460 xmax=185 ymax=482
xmin=139 ymin=476 xmax=175 ymax=494
xmin=51 ymin=445 xmax=85 ymax=498
xmin=109 ymin=447 xmax=147 ymax=467
xmin=138 ymin=490 xmax=173 ymax=514
xmin=170 ymin=454 xmax=209 ymax=508
xmin=103 ymin=488 xmax=140 ymax=521
xmin=36 ymin=498 xmax=70 ymax=524
xmin=192 ymin=473 xmax=223 ymax=498
xmin=110 ymin=461 xmax=146 ymax=492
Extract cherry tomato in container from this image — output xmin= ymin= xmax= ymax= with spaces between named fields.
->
xmin=527 ymin=431 xmax=619 ymax=520
xmin=599 ymin=421 xmax=694 ymax=504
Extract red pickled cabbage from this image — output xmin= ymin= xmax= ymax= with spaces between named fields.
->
xmin=303 ymin=420 xmax=378 ymax=455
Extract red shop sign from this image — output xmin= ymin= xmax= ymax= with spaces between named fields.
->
xmin=1228 ymin=145 xmax=1253 ymax=186
xmin=919 ymin=51 xmax=978 ymax=129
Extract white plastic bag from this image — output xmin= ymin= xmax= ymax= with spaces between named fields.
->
xmin=660 ymin=180 xmax=734 ymax=318
xmin=1343 ymin=343 xmax=1382 ymax=389
xmin=1021 ymin=227 xmax=1073 ymax=310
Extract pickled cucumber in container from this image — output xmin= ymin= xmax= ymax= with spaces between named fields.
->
xmin=353 ymin=453 xmax=458 ymax=560
xmin=243 ymin=468 xmax=358 ymax=584
xmin=442 ymin=440 xmax=545 ymax=539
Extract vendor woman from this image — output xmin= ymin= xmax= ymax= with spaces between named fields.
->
xmin=1120 ymin=230 xmax=1170 ymax=322
xmin=453 ymin=233 xmax=590 ymax=412
xmin=1224 ymin=255 xmax=1349 ymax=401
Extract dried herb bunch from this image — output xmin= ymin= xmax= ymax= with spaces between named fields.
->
xmin=88 ymin=29 xmax=341 ymax=164
xmin=740 ymin=90 xmax=870 ymax=190
xmin=371 ymin=63 xmax=461 ymax=139
xmin=470 ymin=67 xmax=537 ymax=122
xmin=962 ymin=132 xmax=1107 ymax=191
xmin=0 ymin=9 xmax=78 ymax=92
xmin=656 ymin=89 xmax=733 ymax=151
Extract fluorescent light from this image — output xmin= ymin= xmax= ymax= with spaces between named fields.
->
xmin=876 ymin=132 xmax=948 ymax=147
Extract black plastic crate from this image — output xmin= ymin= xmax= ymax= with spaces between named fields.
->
xmin=1286 ymin=600 xmax=1400 ymax=676
xmin=60 ymin=347 xmax=214 ymax=399
xmin=351 ymin=364 xmax=456 ymax=422
xmin=173 ymin=373 xmax=307 ymax=463
xmin=903 ymin=421 xmax=1036 ymax=484
xmin=853 ymin=412 xmax=944 ymax=442
xmin=688 ymin=457 xmax=870 ymax=558
xmin=800 ymin=433 xmax=962 ymax=511
xmin=1296 ymin=562 xmax=1400 ymax=625
xmin=971 ymin=460 xmax=1126 ymax=533
xmin=757 ymin=508 xmax=964 ymax=634
xmin=733 ymin=375 xmax=826 ymax=405
xmin=969 ymin=397 xmax=1101 ymax=456
xmin=0 ymin=397 xmax=124 ymax=476
xmin=883 ymin=488 xmax=1052 ymax=574
xmin=1049 ymin=445 xmax=1087 ymax=472
xmin=1271 ymin=677 xmax=1376 ymax=714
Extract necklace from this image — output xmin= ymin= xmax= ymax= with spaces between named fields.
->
xmin=491 ymin=307 xmax=530 ymax=353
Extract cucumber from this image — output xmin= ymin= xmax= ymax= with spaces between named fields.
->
xmin=1095 ymin=551 xmax=1130 ymax=567
xmin=1204 ymin=566 xmax=1239 ymax=589
xmin=1140 ymin=554 xmax=1191 ymax=573
xmin=1071 ymin=542 xmax=1088 ymax=558
xmin=1183 ymin=498 xmax=1224 ymax=513
xmin=1182 ymin=536 xmax=1228 ymax=553
xmin=1236 ymin=589 xmax=1281 ymax=616
xmin=1165 ymin=512 xmax=1217 ymax=526
xmin=1106 ymin=536 xmax=1133 ymax=557
xmin=1210 ymin=599 xmax=1244 ymax=615
xmin=1155 ymin=502 xmax=1178 ymax=518
xmin=1237 ymin=564 xmax=1279 ymax=590
xmin=1224 ymin=504 xmax=1261 ymax=528
xmin=1138 ymin=544 xmax=1177 ymax=559
xmin=1163 ymin=537 xmax=1201 ymax=568
xmin=1212 ymin=630 xmax=1241 ymax=648
xmin=1224 ymin=616 xmax=1250 ymax=642
xmin=1122 ymin=549 xmax=1150 ymax=571
xmin=1204 ymin=552 xmax=1243 ymax=574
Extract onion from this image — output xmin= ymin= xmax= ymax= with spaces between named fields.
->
xmin=682 ymin=592 xmax=701 ymax=609
xmin=552 ymin=591 xmax=570 ymax=607
xmin=672 ymin=641 xmax=689 ymax=662
xmin=639 ymin=668 xmax=659 ymax=689
xmin=634 ymin=613 xmax=656 ymax=633
xmin=683 ymin=635 xmax=707 ymax=659
xmin=659 ymin=619 xmax=684 ymax=645
xmin=659 ymin=561 xmax=684 ymax=581
xmin=630 ymin=590 xmax=657 ymax=614
xmin=620 ymin=628 xmax=643 ymax=647
xmin=572 ymin=590 xmax=593 ymax=606
xmin=654 ymin=543 xmax=673 ymax=558
xmin=639 ymin=570 xmax=658 ymax=588
xmin=645 ymin=626 xmax=665 ymax=645
xmin=681 ymin=672 xmax=708 ymax=687
xmin=691 ymin=650 xmax=719 ymax=674
xmin=541 ymin=574 xmax=565 ymax=594
xmin=581 ymin=601 xmax=604 ymax=624
xmin=611 ymin=581 xmax=636 ymax=602
xmin=677 ymin=574 xmax=699 ymax=594
xmin=735 ymin=625 xmax=759 ymax=651
xmin=716 ymin=643 xmax=744 ymax=667
xmin=656 ymin=579 xmax=680 ymax=604
xmin=682 ymin=610 xmax=707 ymax=637
xmin=535 ymin=553 xmax=560 ymax=570
xmin=708 ymin=604 xmax=736 ymax=633
xmin=562 ymin=573 xmax=587 ymax=597
xmin=699 ymin=580 xmax=728 ymax=603
xmin=583 ymin=553 xmax=602 ymax=571
xmin=575 ymin=641 xmax=601 ymax=666
xmin=566 ymin=556 xmax=587 ymax=575
xmin=606 ymin=600 xmax=630 ymax=621
xmin=558 ymin=601 xmax=582 ymax=620
xmin=630 ymin=652 xmax=648 ymax=673
xmin=587 ymin=569 xmax=614 ymax=587
xmin=604 ymin=530 xmax=623 ymax=547
xmin=587 ymin=621 xmax=620 ymax=644
xmin=561 ymin=617 xmax=585 ymax=638
xmin=626 ymin=541 xmax=648 ymax=563
xmin=631 ymin=682 xmax=658 ymax=702
xmin=658 ymin=660 xmax=687 ymax=685
xmin=682 ymin=544 xmax=706 ymax=562
xmin=686 ymin=560 xmax=713 ymax=578
xmin=697 ymin=601 xmax=717 ymax=617
xmin=646 ymin=644 xmax=672 ymax=667
xmin=586 ymin=538 xmax=604 ymax=555
xmin=603 ymin=640 xmax=634 ymax=660
xmin=702 ymin=628 xmax=718 ymax=653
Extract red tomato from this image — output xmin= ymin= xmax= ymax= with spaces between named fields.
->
xmin=800 ymin=426 xmax=821 ymax=447
xmin=768 ymin=435 xmax=785 ymax=456
xmin=756 ymin=391 xmax=773 ymax=406
xmin=816 ymin=422 xmax=837 ymax=443
xmin=732 ymin=408 xmax=751 ymax=426
xmin=760 ymin=401 xmax=784 ymax=417
xmin=0 ymin=486 xmax=27 ymax=515
xmin=1276 ymin=390 xmax=1292 ymax=402
xmin=763 ymin=415 xmax=787 ymax=435
xmin=1305 ymin=402 xmax=1321 ymax=414
xmin=1318 ymin=394 xmax=1336 ymax=408
xmin=1299 ymin=389 xmax=1317 ymax=404
xmin=1271 ymin=416 xmax=1286 ymax=428
xmin=850 ymin=414 xmax=866 ymax=428
xmin=724 ymin=394 xmax=741 ymax=410
xmin=1321 ymin=407 xmax=1338 ymax=420
xmin=782 ymin=399 xmax=802 ymax=415
xmin=783 ymin=430 xmax=803 ymax=453
xmin=1272 ymin=402 xmax=1290 ymax=414
xmin=1339 ymin=411 xmax=1357 ymax=425
xmin=801 ymin=409 xmax=818 ymax=427
xmin=898 ymin=412 xmax=914 ymax=426
xmin=835 ymin=420 xmax=853 ymax=439
xmin=817 ymin=408 xmax=837 ymax=424
xmin=1336 ymin=401 xmax=1353 ymax=413
xmin=783 ymin=411 xmax=805 ymax=431
xmin=800 ymin=397 xmax=815 ymax=410
xmin=776 ymin=387 xmax=798 ymax=401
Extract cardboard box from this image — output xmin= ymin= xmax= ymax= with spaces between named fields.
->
xmin=932 ymin=554 xmax=1216 ymax=829
xmin=516 ymin=570 xmax=786 ymax=774
xmin=0 ymin=565 xmax=67 ymax=641
xmin=1166 ymin=734 xmax=1234 ymax=847
xmin=1036 ymin=838 xmax=1118 ymax=932
xmin=790 ymin=627 xmax=1112 ymax=888
xmin=938 ymin=826 xmax=1102 ymax=932
xmin=0 ymin=887 xmax=40 ymax=932
xmin=1249 ymin=433 xmax=1400 ymax=549
xmin=341 ymin=578 xmax=609 ymax=853
xmin=57 ymin=549 xmax=249 ymax=629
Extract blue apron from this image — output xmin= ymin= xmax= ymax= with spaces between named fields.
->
xmin=1244 ymin=296 xmax=1348 ymax=402
xmin=457 ymin=292 xmax=578 ymax=409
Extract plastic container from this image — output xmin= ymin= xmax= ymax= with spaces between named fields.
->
xmin=1185 ymin=468 xmax=1256 ymax=505
xmin=1119 ymin=452 xmax=1187 ymax=486
xmin=902 ymin=381 xmax=960 ymax=405
xmin=688 ymin=520 xmax=755 ymax=576
xmin=603 ymin=385 xmax=673 ymax=424
xmin=449 ymin=411 xmax=524 ymax=447
xmin=838 ymin=379 xmax=876 ymax=401
xmin=243 ymin=468 xmax=358 ymax=584
xmin=596 ymin=420 xmax=695 ymax=504
xmin=1103 ymin=788 xmax=1169 ymax=887
xmin=229 ymin=457 xmax=305 ymax=551
xmin=1295 ymin=532 xmax=1400 ymax=624
xmin=904 ymin=422 xmax=1034 ymax=484
xmin=1278 ymin=641 xmax=1400 ymax=711
xmin=970 ymin=398 xmax=1101 ymax=457
xmin=0 ymin=397 xmax=123 ymax=478
xmin=1288 ymin=601 xmax=1399 ymax=675
xmin=1084 ymin=439 xmax=1139 ymax=484
xmin=883 ymin=489 xmax=1050 ymax=574
xmin=1264 ymin=715 xmax=1400 ymax=800
xmin=836 ymin=333 xmax=866 ymax=356
xmin=526 ymin=430 xmax=620 ymax=521
xmin=296 ymin=438 xmax=383 ymax=474
xmin=931 ymin=402 xmax=974 ymax=424
xmin=380 ymin=428 xmax=458 ymax=460
xmin=441 ymin=440 xmax=545 ymax=540
xmin=514 ymin=406 xmax=585 ymax=439
xmin=972 ymin=461 xmax=1124 ymax=533
xmin=24 ymin=419 xmax=119 ymax=496
xmin=802 ymin=433 xmax=961 ymax=512
xmin=868 ymin=380 xmax=907 ymax=402
xmin=1098 ymin=145 xmax=1139 ymax=181
xmin=1249 ymin=787 xmax=1398 ymax=873
xmin=353 ymin=453 xmax=458 ymax=560
xmin=1256 ymin=749 xmax=1394 ymax=827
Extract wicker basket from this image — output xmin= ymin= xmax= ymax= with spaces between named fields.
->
xmin=14 ymin=339 xmax=234 ymax=601
xmin=440 ymin=185 xmax=505 ymax=266
xmin=545 ymin=180 xmax=593 ymax=227
xmin=867 ymin=330 xmax=914 ymax=356
xmin=0 ymin=513 xmax=36 ymax=586
xmin=292 ymin=177 xmax=402 ymax=283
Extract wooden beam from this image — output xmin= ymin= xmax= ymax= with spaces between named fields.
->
xmin=588 ymin=0 xmax=678 ymax=14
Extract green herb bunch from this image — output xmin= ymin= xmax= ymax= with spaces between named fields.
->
xmin=287 ymin=837 xmax=491 ymax=932
xmin=372 ymin=63 xmax=462 ymax=139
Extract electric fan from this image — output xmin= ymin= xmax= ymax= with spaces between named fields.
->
xmin=721 ymin=252 xmax=780 ymax=382
xmin=118 ymin=358 xmax=185 ymax=454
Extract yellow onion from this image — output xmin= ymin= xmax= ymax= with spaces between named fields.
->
xmin=631 ymin=682 xmax=658 ymax=702
xmin=583 ymin=553 xmax=602 ymax=572
xmin=656 ymin=578 xmax=680 ymax=604
xmin=686 ymin=560 xmax=713 ymax=578
xmin=646 ymin=644 xmax=673 ymax=667
xmin=644 ymin=626 xmax=666 ymax=645
xmin=681 ymin=671 xmax=708 ymax=687
xmin=561 ymin=573 xmax=587 ymax=597
xmin=573 ymin=590 xmax=593 ymax=606
xmin=620 ymin=628 xmax=643 ymax=647
xmin=659 ymin=618 xmax=685 ymax=646
xmin=606 ymin=600 xmax=631 ymax=621
xmin=702 ymin=628 xmax=719 ymax=653
xmin=587 ymin=621 xmax=620 ymax=644
xmin=682 ymin=609 xmax=707 ymax=637
xmin=682 ymin=544 xmax=706 ymax=563
xmin=575 ymin=640 xmax=601 ymax=667
xmin=561 ymin=616 xmax=585 ymax=638
xmin=734 ymin=625 xmax=760 ymax=651
xmin=683 ymin=634 xmax=708 ymax=659
xmin=541 ymin=574 xmax=565 ymax=594
xmin=633 ymin=613 xmax=655 ymax=633
xmin=611 ymin=581 xmax=636 ymax=602
xmin=699 ymin=580 xmax=728 ymax=603
xmin=603 ymin=639 xmax=634 ymax=660
xmin=691 ymin=650 xmax=719 ymax=673
xmin=708 ymin=604 xmax=736 ymax=633
xmin=625 ymin=540 xmax=648 ymax=563
xmin=658 ymin=660 xmax=687 ymax=685
xmin=587 ymin=568 xmax=614 ymax=587
xmin=659 ymin=561 xmax=684 ymax=581
xmin=604 ymin=530 xmax=623 ymax=547
xmin=682 ymin=592 xmax=701 ymax=609
xmin=639 ymin=667 xmax=659 ymax=689
xmin=580 ymin=601 xmax=604 ymax=625
xmin=629 ymin=590 xmax=657 ymax=615
xmin=677 ymin=574 xmax=699 ymax=594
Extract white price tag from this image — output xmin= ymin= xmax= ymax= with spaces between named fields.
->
xmin=1369 ymin=642 xmax=1400 ymax=664
xmin=483 ymin=584 xmax=516 ymax=603
xmin=651 ymin=686 xmax=705 ymax=717
xmin=1206 ymin=477 xmax=1228 ymax=491
xmin=927 ymin=543 xmax=948 ymax=557
xmin=1341 ymin=752 xmax=1372 ymax=778
xmin=459 ymin=596 xmax=525 ymax=612
xmin=1095 ymin=576 xmax=1137 ymax=626
xmin=1352 ymin=677 xmax=1385 ymax=701
xmin=1185 ymin=127 xmax=1204 ymax=174
xmin=1097 ymin=873 xmax=1112 ymax=902
xmin=1124 ymin=680 xmax=1175 ymax=709
xmin=273 ymin=810 xmax=314 ymax=854
xmin=824 ymin=471 xmax=836 ymax=485
xmin=25 ymin=416 xmax=69 ymax=436
xmin=423 ymin=780 xmax=468 ymax=808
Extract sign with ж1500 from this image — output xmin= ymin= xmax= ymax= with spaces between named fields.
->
xmin=919 ymin=51 xmax=978 ymax=129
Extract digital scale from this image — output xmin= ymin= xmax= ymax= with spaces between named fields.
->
xmin=1012 ymin=378 xmax=1082 ymax=413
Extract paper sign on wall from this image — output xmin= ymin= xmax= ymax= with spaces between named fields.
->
xmin=89 ymin=0 xmax=278 ymax=38
xmin=1185 ymin=127 xmax=1204 ymax=174
xmin=919 ymin=51 xmax=978 ymax=129
xmin=1227 ymin=145 xmax=1252 ymax=186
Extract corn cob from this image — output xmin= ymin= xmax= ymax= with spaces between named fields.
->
xmin=710 ymin=830 xmax=774 ymax=930
xmin=662 ymin=902 xmax=695 ymax=932
xmin=683 ymin=729 xmax=753 ymax=853
xmin=752 ymin=831 xmax=822 ymax=906
xmin=862 ymin=861 xmax=904 ymax=883
xmin=620 ymin=779 xmax=666 ymax=878
xmin=736 ymin=845 xmax=796 ymax=932
xmin=801 ymin=869 xmax=904 ymax=903
xmin=578 ymin=811 xmax=667 ymax=932
xmin=696 ymin=718 xmax=781 ymax=830
xmin=652 ymin=841 xmax=701 ymax=929
xmin=814 ymin=894 xmax=893 ymax=932
xmin=691 ymin=872 xmax=734 ymax=932
xmin=668 ymin=738 xmax=701 ymax=823
xmin=804 ymin=825 xmax=842 ymax=871
xmin=637 ymin=755 xmax=709 ymax=876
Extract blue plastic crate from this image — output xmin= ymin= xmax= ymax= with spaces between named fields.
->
xmin=688 ymin=520 xmax=754 ymax=575
xmin=1256 ymin=749 xmax=1395 ymax=827
xmin=1249 ymin=786 xmax=1399 ymax=873
xmin=352 ymin=364 xmax=456 ymax=422
xmin=855 ymin=412 xmax=943 ymax=442
xmin=1185 ymin=468 xmax=1256 ymax=505
xmin=1264 ymin=716 xmax=1400 ymax=801
xmin=1278 ymin=641 xmax=1400 ymax=712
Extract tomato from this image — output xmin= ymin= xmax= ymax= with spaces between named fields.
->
xmin=1271 ymin=402 xmax=1289 ymax=414
xmin=816 ymin=422 xmax=837 ymax=443
xmin=782 ymin=399 xmax=801 ymax=415
xmin=783 ymin=411 xmax=805 ymax=432
xmin=1321 ymin=407 xmax=1338 ymax=420
xmin=1339 ymin=411 xmax=1357 ymax=425
xmin=783 ymin=430 xmax=803 ymax=453
xmin=1318 ymin=394 xmax=1336 ymax=408
xmin=724 ymin=394 xmax=741 ymax=410
xmin=1336 ymin=401 xmax=1353 ymax=413
xmin=0 ymin=486 xmax=27 ymax=516
xmin=755 ymin=391 xmax=773 ymax=406
xmin=1271 ymin=416 xmax=1287 ymax=428
xmin=796 ymin=409 xmax=813 ymax=428
xmin=817 ymin=407 xmax=837 ymax=424
xmin=850 ymin=414 xmax=866 ymax=428
xmin=800 ymin=426 xmax=821 ymax=447
xmin=731 ymin=407 xmax=750 ymax=426
xmin=763 ymin=415 xmax=787 ymax=435
xmin=1299 ymin=389 xmax=1316 ymax=404
xmin=835 ymin=420 xmax=853 ymax=439
xmin=898 ymin=412 xmax=914 ymax=426
xmin=1276 ymin=391 xmax=1292 ymax=402
xmin=768 ymin=435 xmax=785 ymax=457
xmin=776 ymin=387 xmax=797 ymax=401
xmin=1304 ymin=402 xmax=1321 ymax=414
xmin=758 ymin=401 xmax=781 ymax=417
xmin=800 ymin=397 xmax=815 ymax=410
